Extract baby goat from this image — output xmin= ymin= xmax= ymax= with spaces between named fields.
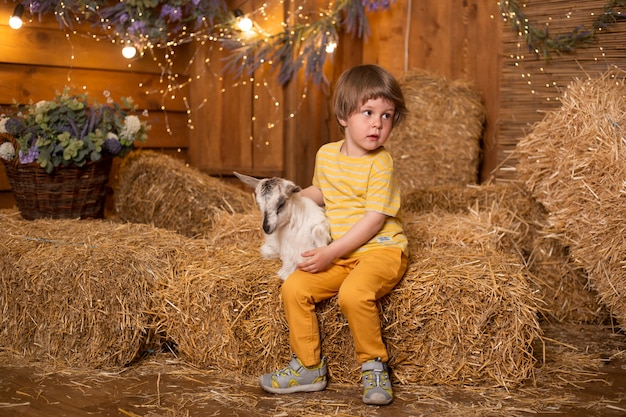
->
xmin=234 ymin=172 xmax=331 ymax=280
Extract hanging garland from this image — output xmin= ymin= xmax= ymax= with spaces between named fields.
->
xmin=499 ymin=0 xmax=626 ymax=58
xmin=17 ymin=0 xmax=395 ymax=85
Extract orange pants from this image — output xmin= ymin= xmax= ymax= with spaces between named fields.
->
xmin=281 ymin=247 xmax=408 ymax=367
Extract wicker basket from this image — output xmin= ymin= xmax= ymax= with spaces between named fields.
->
xmin=1 ymin=135 xmax=113 ymax=220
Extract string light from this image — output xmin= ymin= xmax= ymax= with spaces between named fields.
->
xmin=500 ymin=1 xmax=624 ymax=107
xmin=9 ymin=3 xmax=24 ymax=30
xmin=13 ymin=1 xmax=394 ymax=141
xmin=122 ymin=43 xmax=137 ymax=59
xmin=234 ymin=9 xmax=254 ymax=33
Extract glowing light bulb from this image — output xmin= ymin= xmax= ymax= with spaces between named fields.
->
xmin=237 ymin=16 xmax=253 ymax=32
xmin=234 ymin=9 xmax=254 ymax=33
xmin=9 ymin=15 xmax=22 ymax=29
xmin=9 ymin=4 xmax=24 ymax=30
xmin=122 ymin=45 xmax=137 ymax=59
xmin=325 ymin=41 xmax=337 ymax=53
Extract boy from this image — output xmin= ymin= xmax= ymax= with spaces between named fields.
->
xmin=259 ymin=64 xmax=408 ymax=406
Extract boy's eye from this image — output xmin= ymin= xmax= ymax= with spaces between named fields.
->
xmin=363 ymin=110 xmax=372 ymax=116
xmin=382 ymin=113 xmax=391 ymax=120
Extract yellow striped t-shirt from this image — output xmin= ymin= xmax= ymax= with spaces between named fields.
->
xmin=312 ymin=140 xmax=408 ymax=257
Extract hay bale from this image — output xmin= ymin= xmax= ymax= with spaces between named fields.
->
xmin=403 ymin=182 xmax=605 ymax=324
xmin=0 ymin=210 xmax=207 ymax=368
xmin=389 ymin=212 xmax=540 ymax=386
xmin=114 ymin=151 xmax=255 ymax=237
xmin=154 ymin=211 xmax=292 ymax=373
xmin=387 ymin=69 xmax=486 ymax=193
xmin=159 ymin=210 xmax=541 ymax=387
xmin=515 ymin=68 xmax=626 ymax=326
xmin=0 ymin=206 xmax=542 ymax=386
xmin=528 ymin=238 xmax=607 ymax=324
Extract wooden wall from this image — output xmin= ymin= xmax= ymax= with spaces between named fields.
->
xmin=362 ymin=0 xmax=502 ymax=183
xmin=185 ymin=0 xmax=502 ymax=187
xmin=0 ymin=0 xmax=503 ymax=210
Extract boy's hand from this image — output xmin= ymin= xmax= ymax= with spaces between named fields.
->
xmin=297 ymin=246 xmax=334 ymax=273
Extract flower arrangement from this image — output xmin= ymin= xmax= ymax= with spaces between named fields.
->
xmin=0 ymin=88 xmax=150 ymax=174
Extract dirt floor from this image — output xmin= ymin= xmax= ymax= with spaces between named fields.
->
xmin=1 ymin=323 xmax=625 ymax=417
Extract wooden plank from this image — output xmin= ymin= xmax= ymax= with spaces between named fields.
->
xmin=141 ymin=111 xmax=190 ymax=149
xmin=448 ymin=0 xmax=470 ymax=80
xmin=250 ymin=0 xmax=284 ymax=175
xmin=472 ymin=0 xmax=502 ymax=182
xmin=187 ymin=41 xmax=253 ymax=174
xmin=364 ymin=3 xmax=408 ymax=76
xmin=408 ymin=1 xmax=453 ymax=77
xmin=0 ymin=25 xmax=190 ymax=75
xmin=0 ymin=64 xmax=188 ymax=112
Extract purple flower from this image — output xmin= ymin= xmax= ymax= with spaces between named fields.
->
xmin=19 ymin=146 xmax=39 ymax=164
xmin=362 ymin=0 xmax=393 ymax=12
xmin=129 ymin=20 xmax=147 ymax=36
xmin=161 ymin=5 xmax=182 ymax=23
xmin=4 ymin=117 xmax=24 ymax=137
xmin=26 ymin=1 xmax=45 ymax=14
xmin=104 ymin=137 xmax=122 ymax=155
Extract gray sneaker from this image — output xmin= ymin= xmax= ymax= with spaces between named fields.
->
xmin=259 ymin=354 xmax=327 ymax=394
xmin=362 ymin=358 xmax=393 ymax=405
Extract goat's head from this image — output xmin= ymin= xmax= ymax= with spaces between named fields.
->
xmin=234 ymin=172 xmax=301 ymax=235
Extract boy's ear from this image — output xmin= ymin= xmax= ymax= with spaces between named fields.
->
xmin=337 ymin=117 xmax=348 ymax=127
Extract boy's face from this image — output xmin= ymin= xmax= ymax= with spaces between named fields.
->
xmin=338 ymin=97 xmax=395 ymax=157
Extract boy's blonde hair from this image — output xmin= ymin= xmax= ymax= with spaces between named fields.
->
xmin=333 ymin=65 xmax=407 ymax=133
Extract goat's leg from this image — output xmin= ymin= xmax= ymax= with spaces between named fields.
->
xmin=311 ymin=223 xmax=332 ymax=248
xmin=277 ymin=261 xmax=296 ymax=280
xmin=261 ymin=234 xmax=280 ymax=259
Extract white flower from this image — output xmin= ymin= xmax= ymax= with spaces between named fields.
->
xmin=123 ymin=115 xmax=141 ymax=135
xmin=0 ymin=142 xmax=16 ymax=161
xmin=107 ymin=132 xmax=119 ymax=140
xmin=34 ymin=100 xmax=48 ymax=111
xmin=0 ymin=115 xmax=7 ymax=134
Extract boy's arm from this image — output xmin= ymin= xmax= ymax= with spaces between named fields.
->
xmin=298 ymin=211 xmax=387 ymax=273
xmin=300 ymin=185 xmax=324 ymax=206
xmin=327 ymin=211 xmax=386 ymax=258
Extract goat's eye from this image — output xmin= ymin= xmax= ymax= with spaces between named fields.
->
xmin=277 ymin=201 xmax=285 ymax=213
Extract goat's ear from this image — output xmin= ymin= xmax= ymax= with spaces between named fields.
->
xmin=233 ymin=171 xmax=260 ymax=189
xmin=287 ymin=183 xmax=302 ymax=195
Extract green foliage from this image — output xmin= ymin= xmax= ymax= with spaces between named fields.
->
xmin=500 ymin=0 xmax=626 ymax=58
xmin=0 ymin=88 xmax=150 ymax=174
